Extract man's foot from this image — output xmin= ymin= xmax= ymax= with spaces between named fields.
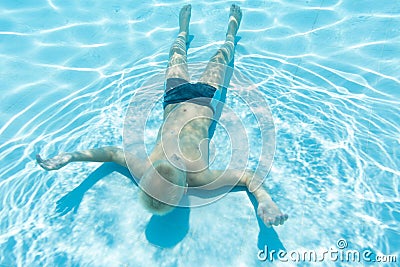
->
xmin=179 ymin=4 xmax=191 ymax=35
xmin=36 ymin=154 xmax=71 ymax=170
xmin=226 ymin=4 xmax=242 ymax=37
xmin=257 ymin=199 xmax=288 ymax=227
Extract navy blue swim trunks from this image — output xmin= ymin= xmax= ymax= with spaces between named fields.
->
xmin=163 ymin=78 xmax=217 ymax=113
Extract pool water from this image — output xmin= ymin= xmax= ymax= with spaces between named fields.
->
xmin=1 ymin=0 xmax=399 ymax=266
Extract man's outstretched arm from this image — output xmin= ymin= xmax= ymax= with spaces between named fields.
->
xmin=202 ymin=169 xmax=288 ymax=227
xmin=36 ymin=146 xmax=127 ymax=170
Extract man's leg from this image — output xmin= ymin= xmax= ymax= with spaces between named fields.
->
xmin=199 ymin=4 xmax=242 ymax=90
xmin=165 ymin=4 xmax=191 ymax=82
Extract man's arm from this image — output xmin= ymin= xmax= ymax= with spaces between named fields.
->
xmin=202 ymin=169 xmax=288 ymax=227
xmin=36 ymin=146 xmax=127 ymax=170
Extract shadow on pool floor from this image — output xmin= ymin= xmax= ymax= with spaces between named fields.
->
xmin=54 ymin=162 xmax=285 ymax=252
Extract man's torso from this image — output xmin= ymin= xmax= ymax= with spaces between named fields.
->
xmin=150 ymin=102 xmax=214 ymax=185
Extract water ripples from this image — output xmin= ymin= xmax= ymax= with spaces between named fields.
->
xmin=1 ymin=0 xmax=399 ymax=266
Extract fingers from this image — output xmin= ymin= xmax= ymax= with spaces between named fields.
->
xmin=265 ymin=218 xmax=273 ymax=228
xmin=260 ymin=214 xmax=271 ymax=227
xmin=36 ymin=154 xmax=48 ymax=170
xmin=281 ymin=214 xmax=289 ymax=224
xmin=271 ymin=216 xmax=280 ymax=226
xmin=36 ymin=154 xmax=44 ymax=163
xmin=257 ymin=202 xmax=288 ymax=227
xmin=261 ymin=214 xmax=275 ymax=228
xmin=263 ymin=214 xmax=289 ymax=227
xmin=36 ymin=154 xmax=56 ymax=170
xmin=275 ymin=214 xmax=288 ymax=226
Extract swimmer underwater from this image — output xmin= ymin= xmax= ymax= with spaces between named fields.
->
xmin=37 ymin=4 xmax=288 ymax=227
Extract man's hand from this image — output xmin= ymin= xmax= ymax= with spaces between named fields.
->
xmin=257 ymin=199 xmax=288 ymax=227
xmin=201 ymin=169 xmax=289 ymax=227
xmin=36 ymin=154 xmax=72 ymax=170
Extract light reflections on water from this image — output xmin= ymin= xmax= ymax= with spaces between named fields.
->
xmin=0 ymin=0 xmax=399 ymax=266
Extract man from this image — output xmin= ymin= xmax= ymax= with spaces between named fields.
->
xmin=37 ymin=4 xmax=288 ymax=227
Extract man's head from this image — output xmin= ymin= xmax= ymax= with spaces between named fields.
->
xmin=138 ymin=159 xmax=186 ymax=215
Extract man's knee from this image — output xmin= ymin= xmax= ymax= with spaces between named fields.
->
xmin=212 ymin=48 xmax=231 ymax=64
xmin=170 ymin=41 xmax=186 ymax=56
xmin=168 ymin=53 xmax=186 ymax=66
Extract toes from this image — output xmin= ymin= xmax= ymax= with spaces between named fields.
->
xmin=231 ymin=4 xmax=241 ymax=13
xmin=230 ymin=4 xmax=236 ymax=13
xmin=182 ymin=4 xmax=191 ymax=12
